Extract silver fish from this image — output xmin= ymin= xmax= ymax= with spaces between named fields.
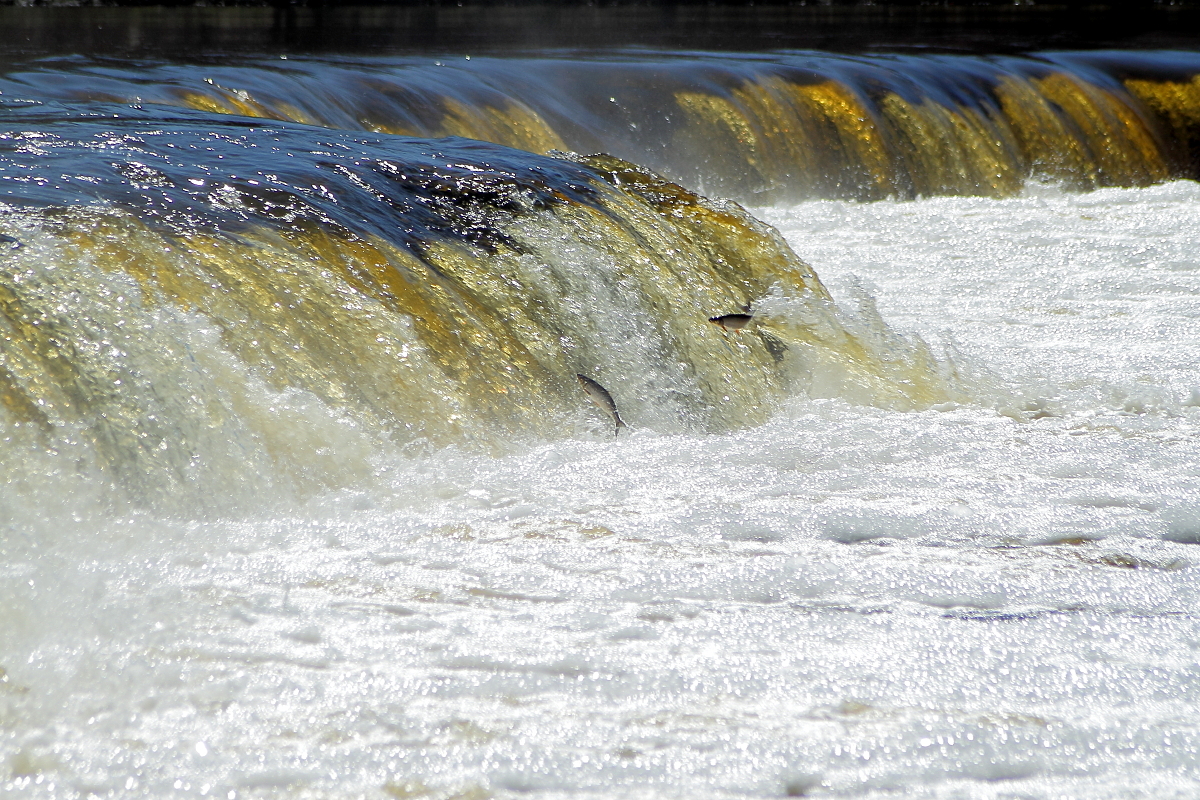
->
xmin=708 ymin=312 xmax=753 ymax=332
xmin=576 ymin=373 xmax=626 ymax=435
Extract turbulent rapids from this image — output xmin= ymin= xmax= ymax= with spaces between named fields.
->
xmin=4 ymin=38 xmax=1200 ymax=800
xmin=2 ymin=49 xmax=1200 ymax=507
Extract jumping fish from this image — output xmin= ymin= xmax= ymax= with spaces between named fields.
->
xmin=0 ymin=234 xmax=22 ymax=250
xmin=708 ymin=312 xmax=753 ymax=332
xmin=576 ymin=373 xmax=626 ymax=435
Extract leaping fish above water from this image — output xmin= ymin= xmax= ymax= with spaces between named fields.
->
xmin=708 ymin=312 xmax=754 ymax=332
xmin=576 ymin=373 xmax=626 ymax=435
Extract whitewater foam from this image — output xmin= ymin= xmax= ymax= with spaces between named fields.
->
xmin=4 ymin=183 xmax=1200 ymax=799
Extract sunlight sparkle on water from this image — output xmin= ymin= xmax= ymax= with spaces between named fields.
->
xmin=3 ymin=183 xmax=1200 ymax=799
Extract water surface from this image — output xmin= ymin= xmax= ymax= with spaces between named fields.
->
xmin=1 ymin=39 xmax=1199 ymax=800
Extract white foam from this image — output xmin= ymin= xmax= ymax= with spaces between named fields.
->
xmin=4 ymin=184 xmax=1200 ymax=798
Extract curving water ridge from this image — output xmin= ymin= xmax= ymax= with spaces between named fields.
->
xmin=0 ymin=99 xmax=954 ymax=509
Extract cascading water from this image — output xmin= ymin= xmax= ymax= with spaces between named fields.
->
xmin=0 ymin=101 xmax=957 ymax=513
xmin=2 ymin=42 xmax=1199 ymax=800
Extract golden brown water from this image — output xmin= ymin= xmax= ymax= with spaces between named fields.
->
xmin=0 ymin=106 xmax=958 ymax=509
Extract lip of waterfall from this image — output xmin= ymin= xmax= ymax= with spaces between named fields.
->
xmin=0 ymin=101 xmax=602 ymax=251
xmin=4 ymin=50 xmax=1200 ymax=203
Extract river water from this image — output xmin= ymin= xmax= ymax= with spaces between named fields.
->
xmin=1 ymin=26 xmax=1199 ymax=800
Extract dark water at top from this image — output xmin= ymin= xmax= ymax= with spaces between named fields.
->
xmin=3 ymin=3 xmax=1200 ymax=59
